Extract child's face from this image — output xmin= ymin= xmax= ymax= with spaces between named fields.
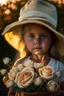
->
xmin=23 ymin=23 xmax=53 ymax=55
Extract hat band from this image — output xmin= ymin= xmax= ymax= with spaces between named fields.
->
xmin=19 ymin=16 xmax=56 ymax=30
xmin=19 ymin=11 xmax=57 ymax=27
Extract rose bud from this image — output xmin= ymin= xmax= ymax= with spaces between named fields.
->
xmin=0 ymin=69 xmax=7 ymax=76
xmin=34 ymin=77 xmax=43 ymax=86
xmin=47 ymin=80 xmax=59 ymax=92
xmin=2 ymin=57 xmax=11 ymax=65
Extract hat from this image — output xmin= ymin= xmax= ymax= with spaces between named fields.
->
xmin=2 ymin=0 xmax=64 ymax=58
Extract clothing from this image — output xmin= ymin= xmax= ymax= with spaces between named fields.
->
xmin=47 ymin=57 xmax=64 ymax=82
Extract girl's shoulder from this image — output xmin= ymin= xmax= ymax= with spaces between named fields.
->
xmin=48 ymin=57 xmax=64 ymax=72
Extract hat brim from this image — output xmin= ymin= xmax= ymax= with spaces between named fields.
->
xmin=2 ymin=19 xmax=64 ymax=56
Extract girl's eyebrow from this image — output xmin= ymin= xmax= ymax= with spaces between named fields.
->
xmin=28 ymin=32 xmax=34 ymax=35
xmin=28 ymin=32 xmax=48 ymax=35
xmin=39 ymin=32 xmax=47 ymax=35
xmin=40 ymin=33 xmax=47 ymax=35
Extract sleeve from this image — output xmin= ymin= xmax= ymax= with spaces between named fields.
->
xmin=58 ymin=62 xmax=64 ymax=83
xmin=60 ymin=69 xmax=64 ymax=82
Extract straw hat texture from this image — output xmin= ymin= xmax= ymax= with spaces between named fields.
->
xmin=2 ymin=0 xmax=64 ymax=57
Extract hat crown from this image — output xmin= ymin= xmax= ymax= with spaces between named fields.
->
xmin=19 ymin=0 xmax=57 ymax=27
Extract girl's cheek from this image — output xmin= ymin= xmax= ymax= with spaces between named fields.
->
xmin=41 ymin=40 xmax=51 ymax=49
xmin=25 ymin=41 xmax=33 ymax=52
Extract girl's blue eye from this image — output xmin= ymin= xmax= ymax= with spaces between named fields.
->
xmin=28 ymin=35 xmax=34 ymax=40
xmin=29 ymin=35 xmax=34 ymax=38
xmin=40 ymin=35 xmax=47 ymax=38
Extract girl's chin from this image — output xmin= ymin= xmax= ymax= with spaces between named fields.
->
xmin=33 ymin=51 xmax=42 ymax=55
xmin=32 ymin=50 xmax=45 ymax=55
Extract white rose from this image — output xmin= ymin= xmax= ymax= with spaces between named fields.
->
xmin=38 ymin=66 xmax=54 ymax=80
xmin=2 ymin=57 xmax=11 ymax=64
xmin=0 ymin=69 xmax=7 ymax=75
xmin=34 ymin=77 xmax=43 ymax=86
xmin=47 ymin=80 xmax=59 ymax=92
xmin=15 ymin=67 xmax=34 ymax=88
xmin=8 ymin=67 xmax=18 ymax=80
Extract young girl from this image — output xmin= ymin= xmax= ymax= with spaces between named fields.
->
xmin=2 ymin=0 xmax=64 ymax=96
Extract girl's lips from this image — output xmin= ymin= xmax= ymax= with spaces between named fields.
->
xmin=35 ymin=48 xmax=41 ymax=50
xmin=34 ymin=47 xmax=41 ymax=49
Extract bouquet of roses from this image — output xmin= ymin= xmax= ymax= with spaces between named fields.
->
xmin=0 ymin=57 xmax=62 ymax=93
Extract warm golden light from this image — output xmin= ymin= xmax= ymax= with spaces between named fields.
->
xmin=48 ymin=0 xmax=64 ymax=5
xmin=0 ymin=0 xmax=21 ymax=6
xmin=0 ymin=0 xmax=7 ymax=6
xmin=20 ymin=50 xmax=27 ymax=59
xmin=4 ymin=9 xmax=11 ymax=15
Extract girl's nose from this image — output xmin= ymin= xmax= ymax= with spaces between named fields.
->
xmin=33 ymin=37 xmax=40 ymax=44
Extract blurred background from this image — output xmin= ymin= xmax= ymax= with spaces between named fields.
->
xmin=0 ymin=0 xmax=64 ymax=95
